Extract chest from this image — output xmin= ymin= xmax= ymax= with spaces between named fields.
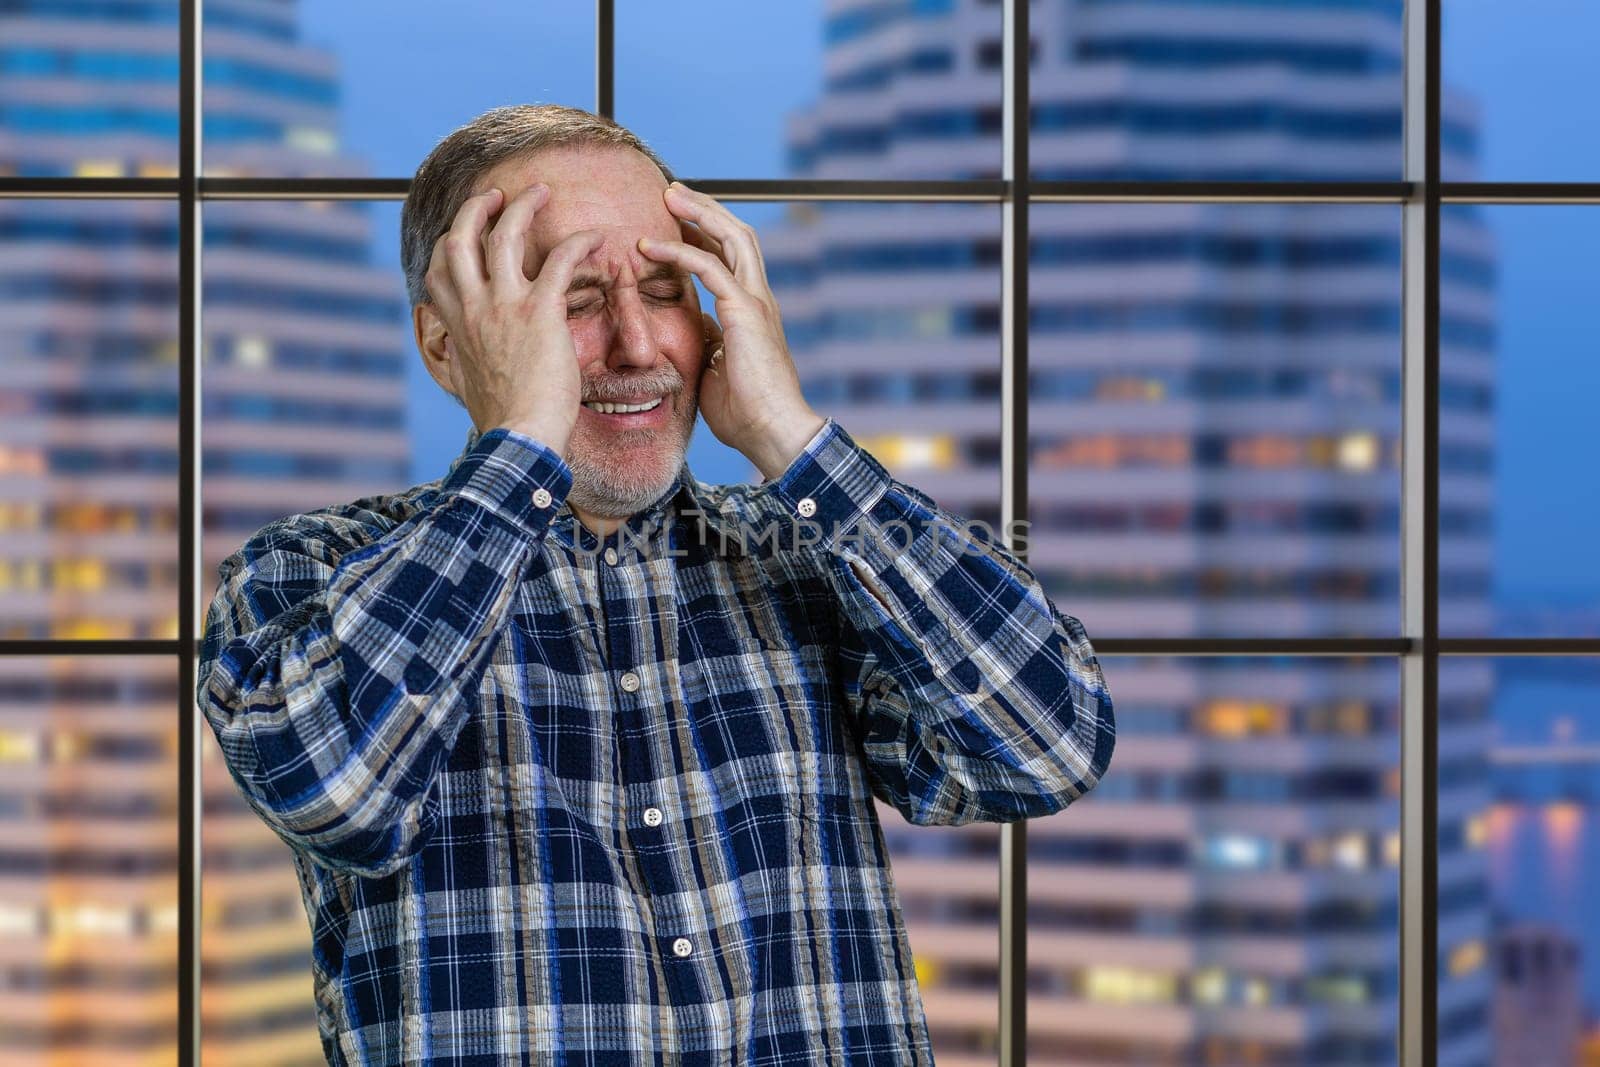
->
xmin=443 ymin=547 xmax=866 ymax=830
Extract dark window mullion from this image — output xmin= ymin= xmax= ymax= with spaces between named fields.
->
xmin=177 ymin=0 xmax=202 ymax=1065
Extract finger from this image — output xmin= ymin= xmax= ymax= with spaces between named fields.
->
xmin=425 ymin=231 xmax=464 ymax=329
xmin=664 ymin=183 xmax=769 ymax=297
xmin=637 ymin=236 xmax=752 ymax=310
xmin=486 ymin=183 xmax=550 ymax=300
xmin=529 ymin=227 xmax=610 ymax=308
xmin=443 ymin=187 xmax=504 ymax=307
xmin=678 ymin=217 xmax=724 ymax=261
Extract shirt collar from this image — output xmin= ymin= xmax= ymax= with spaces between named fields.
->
xmin=446 ymin=423 xmax=744 ymax=559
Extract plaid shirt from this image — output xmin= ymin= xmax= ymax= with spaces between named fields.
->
xmin=196 ymin=416 xmax=1116 ymax=1066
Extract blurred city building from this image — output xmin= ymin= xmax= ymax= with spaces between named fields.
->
xmin=758 ymin=0 xmax=1493 ymax=1064
xmin=1 ymin=0 xmax=405 ymax=1063
xmin=1490 ymin=924 xmax=1582 ymax=1067
xmin=0 ymin=0 xmax=1524 ymax=1065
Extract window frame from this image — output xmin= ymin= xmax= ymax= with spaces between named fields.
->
xmin=3 ymin=1 xmax=1597 ymax=1064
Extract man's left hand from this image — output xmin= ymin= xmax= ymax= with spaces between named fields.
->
xmin=637 ymin=182 xmax=826 ymax=482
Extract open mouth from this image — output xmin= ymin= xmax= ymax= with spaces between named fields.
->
xmin=580 ymin=394 xmax=670 ymax=426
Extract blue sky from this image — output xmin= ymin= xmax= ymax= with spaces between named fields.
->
xmin=296 ymin=0 xmax=1599 ymax=605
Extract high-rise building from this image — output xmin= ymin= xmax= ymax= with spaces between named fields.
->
xmin=0 ymin=1 xmax=407 ymax=1063
xmin=759 ymin=1 xmax=1495 ymax=1063
xmin=2 ymin=0 xmax=1499 ymax=1064
xmin=1491 ymin=924 xmax=1583 ymax=1067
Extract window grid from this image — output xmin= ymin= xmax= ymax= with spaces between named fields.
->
xmin=0 ymin=1 xmax=1598 ymax=1064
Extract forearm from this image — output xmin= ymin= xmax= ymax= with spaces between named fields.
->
xmin=753 ymin=417 xmax=1117 ymax=824
xmin=196 ymin=427 xmax=572 ymax=876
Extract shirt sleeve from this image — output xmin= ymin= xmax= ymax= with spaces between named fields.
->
xmin=195 ymin=427 xmax=573 ymax=878
xmin=762 ymin=416 xmax=1116 ymax=827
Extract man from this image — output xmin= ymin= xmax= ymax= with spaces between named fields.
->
xmin=196 ymin=103 xmax=1115 ymax=1066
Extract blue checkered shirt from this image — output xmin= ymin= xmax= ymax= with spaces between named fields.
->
xmin=196 ymin=416 xmax=1116 ymax=1066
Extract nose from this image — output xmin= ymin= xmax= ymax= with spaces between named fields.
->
xmin=603 ymin=284 xmax=658 ymax=371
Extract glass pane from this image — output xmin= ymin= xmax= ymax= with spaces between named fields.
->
xmin=200 ymin=713 xmax=321 ymax=1064
xmin=0 ymin=0 xmax=180 ymax=179
xmin=198 ymin=199 xmax=412 ymax=623
xmin=617 ymin=0 xmax=1003 ymax=180
xmin=0 ymin=655 xmax=179 ymax=1062
xmin=1437 ymin=657 xmax=1600 ymax=1063
xmin=203 ymin=2 xmax=593 ymax=178
xmin=1028 ymin=203 xmax=1403 ymax=639
xmin=1443 ymin=205 xmax=1600 ymax=639
xmin=1030 ymin=656 xmax=1401 ymax=1065
xmin=759 ymin=199 xmax=1004 ymax=523
xmin=1444 ymin=0 xmax=1600 ymax=182
xmin=0 ymin=199 xmax=180 ymax=640
xmin=1031 ymin=0 xmax=1407 ymax=181
xmin=757 ymin=199 xmax=1005 ymax=1062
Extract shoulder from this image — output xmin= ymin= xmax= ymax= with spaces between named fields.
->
xmin=215 ymin=479 xmax=441 ymax=584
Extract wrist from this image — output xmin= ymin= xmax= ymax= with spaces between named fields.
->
xmin=491 ymin=416 xmax=572 ymax=457
xmin=749 ymin=409 xmax=827 ymax=482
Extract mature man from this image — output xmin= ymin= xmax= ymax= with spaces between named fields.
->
xmin=197 ymin=103 xmax=1115 ymax=1066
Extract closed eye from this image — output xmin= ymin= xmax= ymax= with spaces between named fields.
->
xmin=568 ymin=288 xmax=683 ymax=316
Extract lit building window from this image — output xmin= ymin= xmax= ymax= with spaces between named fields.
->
xmin=1307 ymin=974 xmax=1369 ymax=1004
xmin=859 ymin=434 xmax=955 ymax=471
xmin=1336 ymin=430 xmax=1381 ymax=471
xmin=1196 ymin=699 xmax=1287 ymax=737
xmin=0 ymin=903 xmax=40 ymax=937
xmin=1448 ymin=939 xmax=1485 ymax=977
xmin=1084 ymin=966 xmax=1178 ymax=1005
xmin=51 ymin=903 xmax=136 ymax=938
xmin=235 ymin=334 xmax=272 ymax=369
xmin=285 ymin=126 xmax=336 ymax=154
xmin=0 ymin=730 xmax=42 ymax=764
xmin=1205 ymin=834 xmax=1274 ymax=870
xmin=1241 ymin=977 xmax=1272 ymax=1006
xmin=1331 ymin=831 xmax=1370 ymax=871
xmin=1192 ymin=967 xmax=1229 ymax=1005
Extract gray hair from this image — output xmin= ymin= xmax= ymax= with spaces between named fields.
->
xmin=399 ymin=103 xmax=677 ymax=309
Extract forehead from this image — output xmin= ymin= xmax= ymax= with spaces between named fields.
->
xmin=472 ymin=144 xmax=679 ymax=262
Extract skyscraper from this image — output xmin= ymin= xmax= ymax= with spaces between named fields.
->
xmin=759 ymin=1 xmax=1495 ymax=1063
xmin=1 ymin=1 xmax=407 ymax=1062
xmin=1 ymin=0 xmax=1498 ymax=1063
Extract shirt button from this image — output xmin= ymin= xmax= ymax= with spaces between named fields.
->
xmin=643 ymin=806 xmax=663 ymax=827
xmin=797 ymin=496 xmax=817 ymax=517
xmin=620 ymin=671 xmax=640 ymax=693
xmin=532 ymin=487 xmax=552 ymax=508
xmin=603 ymin=547 xmax=618 ymax=565
xmin=671 ymin=937 xmax=693 ymax=958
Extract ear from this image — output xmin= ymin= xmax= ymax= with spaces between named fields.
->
xmin=413 ymin=303 xmax=459 ymax=399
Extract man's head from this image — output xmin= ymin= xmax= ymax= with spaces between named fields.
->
xmin=401 ymin=104 xmax=709 ymax=520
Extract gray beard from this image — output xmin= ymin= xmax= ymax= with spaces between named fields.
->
xmin=563 ymin=427 xmax=691 ymax=519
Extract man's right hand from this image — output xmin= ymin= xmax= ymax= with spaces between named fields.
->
xmin=423 ymin=183 xmax=606 ymax=457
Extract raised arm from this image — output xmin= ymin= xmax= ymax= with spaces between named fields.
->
xmin=762 ymin=417 xmax=1116 ymax=826
xmin=628 ymin=184 xmax=1115 ymax=826
xmin=196 ymin=429 xmax=571 ymax=877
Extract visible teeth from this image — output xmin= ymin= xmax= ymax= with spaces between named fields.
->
xmin=583 ymin=397 xmax=662 ymax=414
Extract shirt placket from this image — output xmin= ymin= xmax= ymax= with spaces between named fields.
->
xmin=592 ymin=516 xmax=710 ymax=1014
